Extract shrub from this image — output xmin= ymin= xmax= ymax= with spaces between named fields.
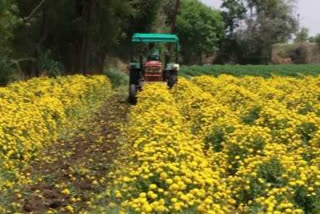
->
xmin=104 ymin=68 xmax=128 ymax=88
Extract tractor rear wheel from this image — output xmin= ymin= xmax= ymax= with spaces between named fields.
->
xmin=129 ymin=84 xmax=137 ymax=105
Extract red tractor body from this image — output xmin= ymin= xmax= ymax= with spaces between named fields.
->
xmin=144 ymin=61 xmax=163 ymax=82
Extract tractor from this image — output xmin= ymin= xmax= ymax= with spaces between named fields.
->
xmin=128 ymin=33 xmax=180 ymax=104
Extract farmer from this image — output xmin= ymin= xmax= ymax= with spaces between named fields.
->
xmin=148 ymin=43 xmax=160 ymax=61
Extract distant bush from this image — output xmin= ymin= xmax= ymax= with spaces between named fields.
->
xmin=273 ymin=43 xmax=320 ymax=64
xmin=316 ymin=36 xmax=320 ymax=48
xmin=38 ymin=51 xmax=63 ymax=77
xmin=0 ymin=57 xmax=13 ymax=86
xmin=288 ymin=44 xmax=310 ymax=64
xmin=104 ymin=68 xmax=128 ymax=88
xmin=309 ymin=34 xmax=320 ymax=48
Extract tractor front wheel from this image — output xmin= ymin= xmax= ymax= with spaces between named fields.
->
xmin=168 ymin=72 xmax=178 ymax=89
xmin=129 ymin=84 xmax=138 ymax=105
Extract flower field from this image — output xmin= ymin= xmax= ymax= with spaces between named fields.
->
xmin=0 ymin=75 xmax=111 ymax=193
xmin=2 ymin=73 xmax=320 ymax=213
xmin=99 ymin=75 xmax=320 ymax=213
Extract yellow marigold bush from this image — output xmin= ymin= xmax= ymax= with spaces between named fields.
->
xmin=187 ymin=76 xmax=320 ymax=213
xmin=101 ymin=74 xmax=320 ymax=213
xmin=0 ymin=75 xmax=111 ymax=189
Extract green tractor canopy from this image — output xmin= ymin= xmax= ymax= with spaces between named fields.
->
xmin=132 ymin=33 xmax=179 ymax=43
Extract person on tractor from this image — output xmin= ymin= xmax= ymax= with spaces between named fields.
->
xmin=148 ymin=43 xmax=160 ymax=61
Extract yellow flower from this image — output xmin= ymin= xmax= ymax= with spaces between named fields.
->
xmin=61 ymin=189 xmax=71 ymax=195
xmin=65 ymin=205 xmax=74 ymax=213
xmin=149 ymin=184 xmax=157 ymax=190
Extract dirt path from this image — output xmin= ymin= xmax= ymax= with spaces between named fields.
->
xmin=17 ymin=91 xmax=129 ymax=213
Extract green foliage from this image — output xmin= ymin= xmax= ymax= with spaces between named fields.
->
xmin=11 ymin=0 xmax=137 ymax=74
xmin=205 ymin=127 xmax=225 ymax=152
xmin=257 ymin=158 xmax=285 ymax=186
xmin=205 ymin=126 xmax=235 ymax=153
xmin=10 ymin=0 xmax=178 ymax=75
xmin=180 ymin=64 xmax=320 ymax=78
xmin=0 ymin=0 xmax=19 ymax=50
xmin=38 ymin=51 xmax=63 ymax=77
xmin=239 ymin=158 xmax=285 ymax=205
xmin=0 ymin=56 xmax=13 ymax=86
xmin=0 ymin=0 xmax=19 ymax=85
xmin=296 ymin=122 xmax=318 ymax=145
xmin=0 ymin=0 xmax=307 ymax=79
xmin=242 ymin=107 xmax=261 ymax=125
xmin=0 ymin=0 xmax=179 ymax=81
xmin=177 ymin=0 xmax=225 ymax=64
xmin=221 ymin=0 xmax=246 ymax=35
xmin=293 ymin=186 xmax=320 ymax=213
xmin=126 ymin=0 xmax=170 ymax=33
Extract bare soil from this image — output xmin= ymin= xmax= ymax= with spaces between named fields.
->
xmin=18 ymin=92 xmax=129 ymax=213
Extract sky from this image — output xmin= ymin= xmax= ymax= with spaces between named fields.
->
xmin=200 ymin=0 xmax=320 ymax=36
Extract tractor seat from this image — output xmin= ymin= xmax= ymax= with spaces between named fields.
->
xmin=148 ymin=55 xmax=160 ymax=61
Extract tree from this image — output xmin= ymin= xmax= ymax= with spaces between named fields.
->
xmin=0 ymin=0 xmax=19 ymax=85
xmin=12 ymin=0 xmax=137 ymax=75
xmin=249 ymin=0 xmax=297 ymax=63
xmin=1 ymin=0 xmax=186 ymax=80
xmin=221 ymin=0 xmax=246 ymax=36
xmin=176 ymin=0 xmax=224 ymax=64
xmin=0 ymin=0 xmax=18 ymax=52
xmin=114 ymin=0 xmax=175 ymax=58
xmin=219 ymin=0 xmax=298 ymax=64
xmin=12 ymin=0 xmax=178 ymax=75
xmin=295 ymin=27 xmax=309 ymax=43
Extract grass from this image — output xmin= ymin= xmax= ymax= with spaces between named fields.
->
xmin=180 ymin=64 xmax=320 ymax=78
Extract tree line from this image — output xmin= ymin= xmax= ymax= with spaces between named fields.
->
xmin=0 ymin=0 xmax=306 ymax=85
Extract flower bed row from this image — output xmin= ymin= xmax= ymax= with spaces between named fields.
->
xmin=101 ymin=75 xmax=320 ymax=213
xmin=0 ymin=75 xmax=111 ymax=190
xmin=101 ymin=83 xmax=233 ymax=213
